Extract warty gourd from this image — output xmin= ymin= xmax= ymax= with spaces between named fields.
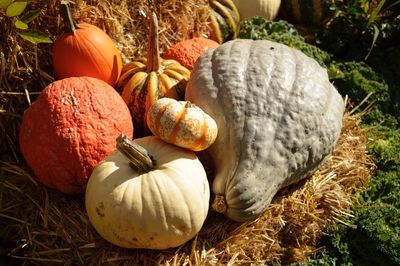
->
xmin=185 ymin=39 xmax=345 ymax=222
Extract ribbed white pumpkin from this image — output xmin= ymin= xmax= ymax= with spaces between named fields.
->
xmin=147 ymin=98 xmax=218 ymax=151
xmin=232 ymin=0 xmax=281 ymax=20
xmin=85 ymin=135 xmax=210 ymax=249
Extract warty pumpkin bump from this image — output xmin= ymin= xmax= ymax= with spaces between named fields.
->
xmin=163 ymin=37 xmax=220 ymax=71
xmin=185 ymin=39 xmax=345 ymax=222
xmin=19 ymin=77 xmax=133 ymax=194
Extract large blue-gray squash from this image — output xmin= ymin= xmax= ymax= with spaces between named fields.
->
xmin=185 ymin=39 xmax=344 ymax=222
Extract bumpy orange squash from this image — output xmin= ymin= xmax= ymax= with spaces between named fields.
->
xmin=163 ymin=38 xmax=219 ymax=71
xmin=19 ymin=77 xmax=133 ymax=194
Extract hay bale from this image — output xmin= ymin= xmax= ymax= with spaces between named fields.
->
xmin=0 ymin=111 xmax=375 ymax=265
xmin=0 ymin=0 xmax=376 ymax=264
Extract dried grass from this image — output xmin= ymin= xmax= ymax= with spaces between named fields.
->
xmin=0 ymin=108 xmax=376 ymax=265
xmin=0 ymin=0 xmax=376 ymax=265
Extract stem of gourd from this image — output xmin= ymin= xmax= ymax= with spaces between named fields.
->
xmin=116 ymin=134 xmax=155 ymax=172
xmin=184 ymin=101 xmax=194 ymax=108
xmin=60 ymin=1 xmax=80 ymax=32
xmin=146 ymin=12 xmax=161 ymax=72
xmin=212 ymin=195 xmax=227 ymax=214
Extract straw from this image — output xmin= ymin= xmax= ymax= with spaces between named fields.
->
xmin=0 ymin=1 xmax=375 ymax=264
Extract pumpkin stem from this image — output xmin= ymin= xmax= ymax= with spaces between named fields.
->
xmin=60 ymin=1 xmax=80 ymax=32
xmin=146 ymin=12 xmax=161 ymax=72
xmin=212 ymin=195 xmax=227 ymax=214
xmin=184 ymin=101 xmax=194 ymax=108
xmin=116 ymin=134 xmax=156 ymax=172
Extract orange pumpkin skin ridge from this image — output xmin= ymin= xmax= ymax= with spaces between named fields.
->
xmin=19 ymin=77 xmax=133 ymax=194
xmin=163 ymin=38 xmax=219 ymax=71
xmin=52 ymin=23 xmax=122 ymax=86
xmin=147 ymin=98 xmax=218 ymax=151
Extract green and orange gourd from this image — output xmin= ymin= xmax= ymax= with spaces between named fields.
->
xmin=209 ymin=0 xmax=240 ymax=44
xmin=116 ymin=13 xmax=191 ymax=137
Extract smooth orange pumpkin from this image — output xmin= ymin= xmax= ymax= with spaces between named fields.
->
xmin=146 ymin=98 xmax=218 ymax=151
xmin=163 ymin=38 xmax=219 ymax=71
xmin=52 ymin=2 xmax=122 ymax=86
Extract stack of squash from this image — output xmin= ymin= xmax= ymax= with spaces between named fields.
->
xmin=19 ymin=0 xmax=344 ymax=250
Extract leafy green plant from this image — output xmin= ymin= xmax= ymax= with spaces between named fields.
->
xmin=316 ymin=0 xmax=400 ymax=60
xmin=0 ymin=0 xmax=52 ymax=44
xmin=238 ymin=17 xmax=332 ymax=68
xmin=237 ymin=16 xmax=400 ymax=266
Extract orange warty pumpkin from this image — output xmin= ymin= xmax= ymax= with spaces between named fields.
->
xmin=147 ymin=98 xmax=218 ymax=151
xmin=19 ymin=77 xmax=133 ymax=194
xmin=52 ymin=2 xmax=122 ymax=86
xmin=116 ymin=13 xmax=191 ymax=137
xmin=163 ymin=38 xmax=219 ymax=71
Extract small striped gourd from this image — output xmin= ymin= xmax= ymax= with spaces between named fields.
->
xmin=209 ymin=0 xmax=240 ymax=44
xmin=116 ymin=13 xmax=191 ymax=137
xmin=147 ymin=98 xmax=218 ymax=152
xmin=282 ymin=0 xmax=335 ymax=26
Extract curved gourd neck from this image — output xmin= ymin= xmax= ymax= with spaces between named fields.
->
xmin=116 ymin=134 xmax=156 ymax=172
xmin=61 ymin=1 xmax=80 ymax=33
xmin=146 ymin=12 xmax=161 ymax=72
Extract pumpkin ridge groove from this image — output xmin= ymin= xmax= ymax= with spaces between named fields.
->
xmin=148 ymin=170 xmax=168 ymax=229
xmin=78 ymin=32 xmax=111 ymax=76
xmin=224 ymin=40 xmax=254 ymax=197
xmin=168 ymin=107 xmax=188 ymax=144
xmin=154 ymin=102 xmax=175 ymax=138
xmin=212 ymin=42 xmax=241 ymax=197
xmin=226 ymin=42 xmax=272 ymax=213
xmin=160 ymin=168 xmax=191 ymax=232
xmin=190 ymin=111 xmax=209 ymax=151
xmin=267 ymin=48 xmax=303 ymax=188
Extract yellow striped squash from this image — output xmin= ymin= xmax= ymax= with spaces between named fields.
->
xmin=146 ymin=98 xmax=218 ymax=152
xmin=116 ymin=13 xmax=191 ymax=137
xmin=209 ymin=0 xmax=240 ymax=44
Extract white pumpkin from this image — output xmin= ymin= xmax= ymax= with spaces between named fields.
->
xmin=232 ymin=0 xmax=281 ymax=20
xmin=85 ymin=135 xmax=210 ymax=249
